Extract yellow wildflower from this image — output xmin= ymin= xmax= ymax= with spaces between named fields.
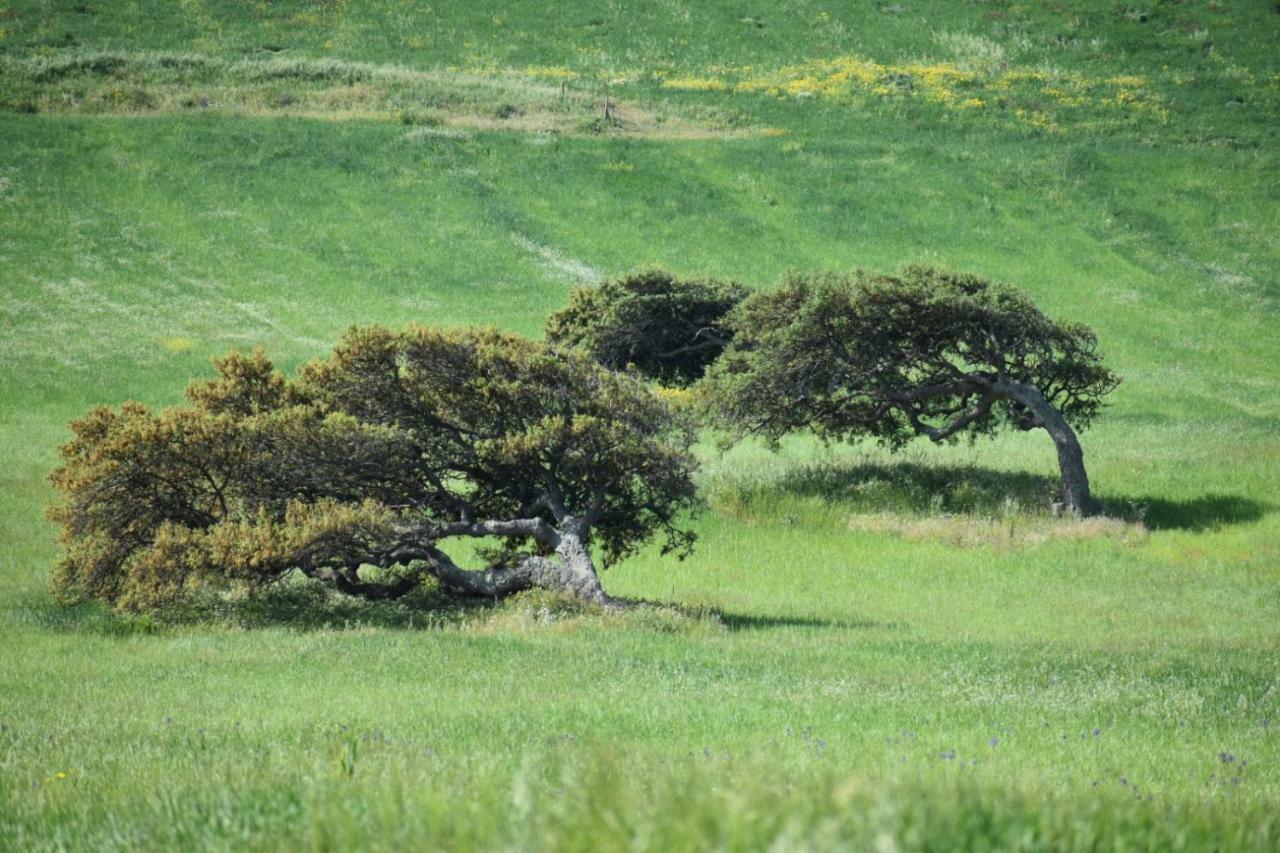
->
xmin=661 ymin=76 xmax=729 ymax=92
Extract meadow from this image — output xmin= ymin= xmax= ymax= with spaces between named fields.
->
xmin=1 ymin=1 xmax=1278 ymax=849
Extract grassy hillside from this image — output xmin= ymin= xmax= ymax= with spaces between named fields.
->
xmin=2 ymin=1 xmax=1278 ymax=849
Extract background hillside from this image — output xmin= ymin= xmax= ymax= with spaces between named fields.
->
xmin=2 ymin=1 xmax=1278 ymax=848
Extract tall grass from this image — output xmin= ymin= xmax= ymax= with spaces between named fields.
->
xmin=8 ymin=746 xmax=1278 ymax=850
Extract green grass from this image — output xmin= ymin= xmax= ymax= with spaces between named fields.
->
xmin=1 ymin=1 xmax=1278 ymax=849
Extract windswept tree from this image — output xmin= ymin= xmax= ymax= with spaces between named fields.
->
xmin=49 ymin=327 xmax=699 ymax=612
xmin=701 ymin=267 xmax=1119 ymax=514
xmin=546 ymin=269 xmax=748 ymax=385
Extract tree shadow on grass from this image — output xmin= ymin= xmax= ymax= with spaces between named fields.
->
xmin=33 ymin=583 xmax=741 ymax=635
xmin=12 ymin=595 xmax=169 ymax=638
xmin=188 ymin=582 xmax=504 ymax=631
xmin=743 ymin=459 xmax=1268 ymax=532
xmin=22 ymin=582 xmax=495 ymax=635
xmin=1121 ymin=493 xmax=1270 ymax=532
xmin=31 ymin=583 xmax=896 ymax=636
xmin=713 ymin=610 xmax=902 ymax=632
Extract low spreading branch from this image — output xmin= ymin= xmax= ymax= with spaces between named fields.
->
xmin=48 ymin=327 xmax=700 ymax=612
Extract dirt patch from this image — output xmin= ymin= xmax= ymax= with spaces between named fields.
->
xmin=0 ymin=51 xmax=757 ymax=140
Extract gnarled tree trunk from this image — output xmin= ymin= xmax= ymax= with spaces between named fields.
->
xmin=415 ymin=516 xmax=612 ymax=605
xmin=539 ymin=518 xmax=612 ymax=604
xmin=994 ymin=379 xmax=1096 ymax=516
xmin=302 ymin=514 xmax=615 ymax=606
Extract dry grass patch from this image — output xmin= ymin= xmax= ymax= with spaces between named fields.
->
xmin=0 ymin=51 xmax=753 ymax=139
xmin=848 ymin=511 xmax=1149 ymax=548
xmin=468 ymin=589 xmax=725 ymax=636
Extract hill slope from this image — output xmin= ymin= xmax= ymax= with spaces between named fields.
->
xmin=1 ymin=2 xmax=1278 ymax=849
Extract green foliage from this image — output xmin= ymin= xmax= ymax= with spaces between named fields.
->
xmin=704 ymin=267 xmax=1119 ymax=449
xmin=49 ymin=328 xmax=698 ymax=611
xmin=545 ymin=269 xmax=748 ymax=385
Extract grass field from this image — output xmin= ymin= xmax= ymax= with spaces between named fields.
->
xmin=2 ymin=1 xmax=1279 ymax=849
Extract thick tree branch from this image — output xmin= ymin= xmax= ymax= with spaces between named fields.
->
xmin=650 ymin=328 xmax=730 ymax=361
xmin=422 ymin=517 xmax=559 ymax=546
xmin=903 ymin=391 xmax=996 ymax=442
xmin=415 ymin=545 xmax=537 ymax=597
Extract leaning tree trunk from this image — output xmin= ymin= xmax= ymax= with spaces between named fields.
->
xmin=994 ymin=380 xmax=1096 ymax=516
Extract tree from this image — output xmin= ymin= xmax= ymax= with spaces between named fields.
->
xmin=546 ymin=270 xmax=748 ymax=386
xmin=701 ymin=267 xmax=1119 ymax=514
xmin=49 ymin=327 xmax=700 ymax=612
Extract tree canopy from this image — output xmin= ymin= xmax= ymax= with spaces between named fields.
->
xmin=701 ymin=267 xmax=1119 ymax=513
xmin=49 ymin=326 xmax=700 ymax=611
xmin=545 ymin=270 xmax=748 ymax=385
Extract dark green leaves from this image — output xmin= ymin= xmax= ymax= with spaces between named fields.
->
xmin=701 ymin=267 xmax=1119 ymax=449
xmin=546 ymin=270 xmax=748 ymax=386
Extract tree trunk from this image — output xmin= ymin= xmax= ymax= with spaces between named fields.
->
xmin=994 ymin=380 xmax=1096 ymax=516
xmin=310 ymin=515 xmax=616 ymax=605
xmin=417 ymin=516 xmax=613 ymax=605
xmin=543 ymin=518 xmax=611 ymax=604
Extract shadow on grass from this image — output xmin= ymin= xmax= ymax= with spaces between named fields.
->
xmin=26 ymin=584 xmax=890 ymax=636
xmin=730 ymin=460 xmax=1268 ymax=532
xmin=185 ymin=582 xmax=495 ymax=631
xmin=27 ymin=583 xmax=736 ymax=635
xmin=17 ymin=583 xmax=494 ymax=635
xmin=1127 ymin=494 xmax=1270 ymax=532
xmin=714 ymin=610 xmax=901 ymax=632
xmin=9 ymin=596 xmax=168 ymax=637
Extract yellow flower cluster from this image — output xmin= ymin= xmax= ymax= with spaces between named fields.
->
xmin=712 ymin=54 xmax=1168 ymax=129
xmin=652 ymin=385 xmax=697 ymax=410
xmin=482 ymin=51 xmax=1175 ymax=131
xmin=1015 ymin=108 xmax=1061 ymax=133
xmin=699 ymin=54 xmax=986 ymax=112
xmin=661 ymin=76 xmax=730 ymax=92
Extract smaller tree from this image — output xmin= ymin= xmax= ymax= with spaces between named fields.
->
xmin=546 ymin=270 xmax=748 ymax=385
xmin=701 ymin=267 xmax=1119 ymax=514
xmin=49 ymin=327 xmax=700 ymax=613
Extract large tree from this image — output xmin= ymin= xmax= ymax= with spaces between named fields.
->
xmin=546 ymin=270 xmax=748 ymax=385
xmin=701 ymin=267 xmax=1119 ymax=514
xmin=49 ymin=327 xmax=699 ymax=612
